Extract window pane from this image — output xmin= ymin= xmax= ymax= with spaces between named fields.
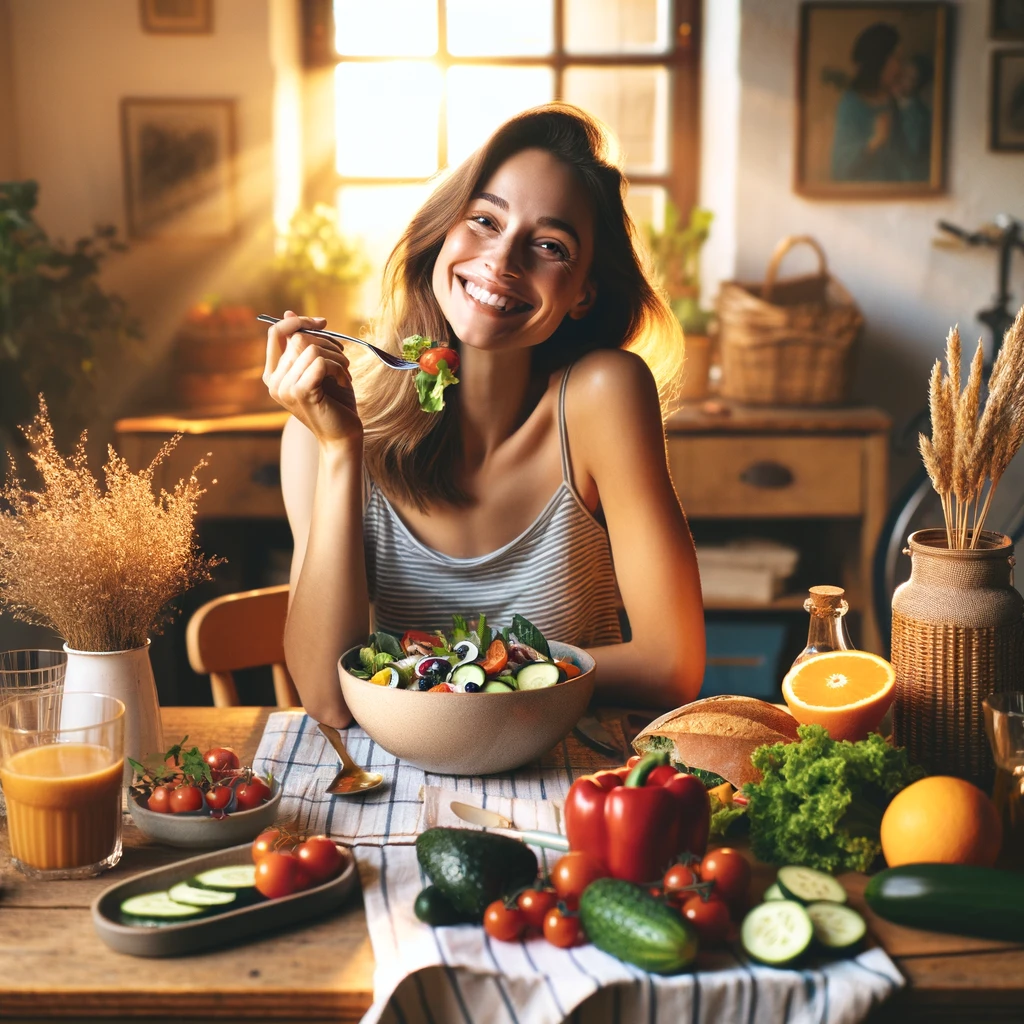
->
xmin=624 ymin=184 xmax=666 ymax=235
xmin=338 ymin=182 xmax=438 ymax=318
xmin=564 ymin=0 xmax=670 ymax=54
xmin=446 ymin=0 xmax=553 ymax=56
xmin=446 ymin=66 xmax=554 ymax=167
xmin=563 ymin=66 xmax=668 ymax=173
xmin=335 ymin=0 xmax=437 ymax=56
xmin=336 ymin=63 xmax=441 ymax=177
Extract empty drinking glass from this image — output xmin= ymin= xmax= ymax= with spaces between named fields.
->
xmin=983 ymin=691 xmax=1024 ymax=864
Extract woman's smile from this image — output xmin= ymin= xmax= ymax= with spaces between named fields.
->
xmin=457 ymin=275 xmax=534 ymax=316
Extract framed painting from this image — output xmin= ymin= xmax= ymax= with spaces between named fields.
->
xmin=121 ymin=98 xmax=236 ymax=239
xmin=795 ymin=2 xmax=950 ymax=198
xmin=991 ymin=0 xmax=1024 ymax=40
xmin=139 ymin=0 xmax=213 ymax=34
xmin=990 ymin=49 xmax=1024 ymax=150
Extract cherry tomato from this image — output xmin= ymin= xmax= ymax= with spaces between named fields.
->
xmin=663 ymin=863 xmax=701 ymax=897
xmin=699 ymin=848 xmax=751 ymax=908
xmin=169 ymin=784 xmax=204 ymax=813
xmin=483 ymin=900 xmax=526 ymax=942
xmin=235 ymin=775 xmax=272 ymax=810
xmin=254 ymin=851 xmax=311 ymax=899
xmin=681 ymin=894 xmax=732 ymax=945
xmin=203 ymin=746 xmax=240 ymax=779
xmin=146 ymin=784 xmax=174 ymax=813
xmin=419 ymin=347 xmax=460 ymax=375
xmin=551 ymin=851 xmax=607 ymax=909
xmin=252 ymin=827 xmax=292 ymax=863
xmin=517 ymin=888 xmax=558 ymax=930
xmin=543 ymin=907 xmax=583 ymax=948
xmin=205 ymin=784 xmax=233 ymax=811
xmin=296 ymin=835 xmax=344 ymax=884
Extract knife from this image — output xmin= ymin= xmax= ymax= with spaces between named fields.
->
xmin=572 ymin=714 xmax=625 ymax=760
xmin=449 ymin=801 xmax=570 ymax=852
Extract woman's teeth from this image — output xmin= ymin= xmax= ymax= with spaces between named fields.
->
xmin=462 ymin=279 xmax=526 ymax=313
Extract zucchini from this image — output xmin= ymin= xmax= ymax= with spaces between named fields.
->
xmin=515 ymin=661 xmax=561 ymax=691
xmin=482 ymin=680 xmax=515 ymax=693
xmin=168 ymin=882 xmax=238 ymax=908
xmin=864 ymin=864 xmax=1024 ymax=942
xmin=776 ymin=865 xmax=847 ymax=905
xmin=120 ymin=891 xmax=205 ymax=921
xmin=741 ymin=901 xmax=814 ymax=966
xmin=806 ymin=902 xmax=866 ymax=952
xmin=762 ymin=882 xmax=784 ymax=901
xmin=579 ymin=878 xmax=698 ymax=974
xmin=451 ymin=663 xmax=487 ymax=690
xmin=192 ymin=864 xmax=257 ymax=891
xmin=413 ymin=885 xmax=474 ymax=926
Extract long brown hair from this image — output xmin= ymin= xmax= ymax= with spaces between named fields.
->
xmin=356 ymin=103 xmax=684 ymax=509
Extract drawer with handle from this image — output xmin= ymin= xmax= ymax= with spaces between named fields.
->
xmin=667 ymin=435 xmax=863 ymax=517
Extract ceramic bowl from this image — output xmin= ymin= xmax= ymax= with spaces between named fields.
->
xmin=128 ymin=779 xmax=282 ymax=849
xmin=337 ymin=640 xmax=596 ymax=775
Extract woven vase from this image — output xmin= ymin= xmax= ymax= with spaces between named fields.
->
xmin=891 ymin=529 xmax=1024 ymax=789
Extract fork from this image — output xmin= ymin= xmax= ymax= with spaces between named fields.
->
xmin=257 ymin=314 xmax=421 ymax=371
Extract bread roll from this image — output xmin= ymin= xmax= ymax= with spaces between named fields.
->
xmin=631 ymin=695 xmax=799 ymax=788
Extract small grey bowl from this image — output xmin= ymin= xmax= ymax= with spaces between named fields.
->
xmin=128 ymin=781 xmax=282 ymax=849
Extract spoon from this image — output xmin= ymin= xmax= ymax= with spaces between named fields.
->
xmin=449 ymin=800 xmax=569 ymax=852
xmin=318 ymin=723 xmax=385 ymax=795
xmin=257 ymin=314 xmax=421 ymax=371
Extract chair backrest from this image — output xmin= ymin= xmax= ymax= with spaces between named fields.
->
xmin=185 ymin=584 xmax=300 ymax=708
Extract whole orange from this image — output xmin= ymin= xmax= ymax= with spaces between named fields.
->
xmin=880 ymin=776 xmax=1002 ymax=868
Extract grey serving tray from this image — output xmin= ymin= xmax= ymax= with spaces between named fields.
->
xmin=91 ymin=842 xmax=357 ymax=957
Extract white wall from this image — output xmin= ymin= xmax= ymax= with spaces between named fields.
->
xmin=702 ymin=0 xmax=1024 ymax=489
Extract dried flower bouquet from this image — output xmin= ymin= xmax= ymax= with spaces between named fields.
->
xmin=0 ymin=399 xmax=222 ymax=651
xmin=919 ymin=305 xmax=1024 ymax=549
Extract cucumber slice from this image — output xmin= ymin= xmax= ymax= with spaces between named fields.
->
xmin=762 ymin=882 xmax=784 ymax=902
xmin=450 ymin=663 xmax=486 ymax=689
xmin=168 ymin=882 xmax=238 ymax=908
xmin=776 ymin=865 xmax=847 ymax=905
xmin=515 ymin=661 xmax=561 ymax=691
xmin=806 ymin=901 xmax=867 ymax=952
xmin=741 ymin=901 xmax=814 ymax=966
xmin=191 ymin=864 xmax=257 ymax=891
xmin=482 ymin=680 xmax=515 ymax=693
xmin=120 ymin=891 xmax=205 ymax=920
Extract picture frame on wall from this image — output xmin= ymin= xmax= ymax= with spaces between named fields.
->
xmin=990 ymin=49 xmax=1024 ymax=151
xmin=991 ymin=0 xmax=1024 ymax=41
xmin=121 ymin=98 xmax=236 ymax=239
xmin=139 ymin=0 xmax=213 ymax=35
xmin=795 ymin=2 xmax=950 ymax=198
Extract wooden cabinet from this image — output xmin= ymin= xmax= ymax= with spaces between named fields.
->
xmin=667 ymin=404 xmax=891 ymax=654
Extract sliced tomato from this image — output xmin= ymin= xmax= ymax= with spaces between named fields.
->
xmin=419 ymin=347 xmax=460 ymax=375
xmin=479 ymin=638 xmax=508 ymax=675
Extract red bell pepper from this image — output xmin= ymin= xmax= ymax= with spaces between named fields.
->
xmin=564 ymin=750 xmax=710 ymax=884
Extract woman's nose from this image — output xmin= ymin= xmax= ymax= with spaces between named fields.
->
xmin=485 ymin=238 xmax=522 ymax=278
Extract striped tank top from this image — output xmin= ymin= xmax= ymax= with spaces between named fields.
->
xmin=364 ymin=365 xmax=624 ymax=648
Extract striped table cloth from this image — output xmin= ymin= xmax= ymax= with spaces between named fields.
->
xmin=254 ymin=712 xmax=904 ymax=1024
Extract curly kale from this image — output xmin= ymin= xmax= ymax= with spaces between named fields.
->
xmin=741 ymin=725 xmax=925 ymax=873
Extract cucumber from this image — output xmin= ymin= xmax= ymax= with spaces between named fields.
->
xmin=120 ymin=891 xmax=205 ymax=921
xmin=451 ymin=663 xmax=487 ymax=689
xmin=741 ymin=901 xmax=814 ymax=966
xmin=762 ymin=882 xmax=784 ymax=901
xmin=482 ymin=680 xmax=515 ymax=693
xmin=515 ymin=661 xmax=561 ymax=691
xmin=579 ymin=878 xmax=698 ymax=974
xmin=864 ymin=864 xmax=1024 ymax=942
xmin=413 ymin=885 xmax=474 ymax=926
xmin=191 ymin=864 xmax=257 ymax=891
xmin=806 ymin=902 xmax=866 ymax=952
xmin=776 ymin=865 xmax=847 ymax=905
xmin=168 ymin=882 xmax=238 ymax=908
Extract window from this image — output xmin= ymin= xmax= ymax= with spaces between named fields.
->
xmin=329 ymin=0 xmax=700 ymax=313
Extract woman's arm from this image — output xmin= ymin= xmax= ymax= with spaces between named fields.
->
xmin=567 ymin=349 xmax=705 ymax=709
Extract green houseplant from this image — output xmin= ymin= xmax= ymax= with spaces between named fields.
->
xmin=0 ymin=181 xmax=142 ymax=453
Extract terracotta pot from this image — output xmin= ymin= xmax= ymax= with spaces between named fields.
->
xmin=679 ymin=334 xmax=711 ymax=401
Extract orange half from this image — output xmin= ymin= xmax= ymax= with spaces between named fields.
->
xmin=781 ymin=650 xmax=896 ymax=742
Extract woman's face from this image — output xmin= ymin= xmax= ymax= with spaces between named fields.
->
xmin=431 ymin=147 xmax=596 ymax=353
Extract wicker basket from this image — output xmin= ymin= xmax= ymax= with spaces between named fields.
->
xmin=716 ymin=235 xmax=863 ymax=406
xmin=891 ymin=529 xmax=1024 ymax=789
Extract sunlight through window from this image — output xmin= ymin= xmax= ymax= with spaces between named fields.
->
xmin=335 ymin=0 xmax=437 ymax=56
xmin=446 ymin=0 xmax=553 ymax=56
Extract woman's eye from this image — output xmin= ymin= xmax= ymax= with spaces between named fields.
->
xmin=469 ymin=214 xmax=494 ymax=229
xmin=538 ymin=240 xmax=571 ymax=259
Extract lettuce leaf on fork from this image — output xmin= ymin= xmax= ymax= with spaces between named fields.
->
xmin=414 ymin=361 xmax=458 ymax=413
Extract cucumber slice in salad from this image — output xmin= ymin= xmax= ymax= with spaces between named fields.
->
xmin=741 ymin=901 xmax=814 ymax=966
xmin=450 ymin=663 xmax=486 ymax=689
xmin=192 ymin=864 xmax=257 ymax=891
xmin=762 ymin=882 xmax=784 ymax=902
xmin=168 ymin=882 xmax=238 ymax=908
xmin=776 ymin=865 xmax=847 ymax=905
xmin=120 ymin=891 xmax=205 ymax=921
xmin=806 ymin=901 xmax=867 ymax=952
xmin=515 ymin=661 xmax=560 ymax=691
xmin=482 ymin=680 xmax=515 ymax=693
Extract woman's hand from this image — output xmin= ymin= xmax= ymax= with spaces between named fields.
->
xmin=263 ymin=311 xmax=362 ymax=447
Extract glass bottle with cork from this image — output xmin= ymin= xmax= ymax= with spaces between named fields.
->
xmin=791 ymin=585 xmax=853 ymax=668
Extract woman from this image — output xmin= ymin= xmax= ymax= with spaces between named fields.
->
xmin=264 ymin=105 xmax=705 ymax=728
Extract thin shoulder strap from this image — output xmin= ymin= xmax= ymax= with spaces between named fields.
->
xmin=557 ymin=363 xmax=574 ymax=487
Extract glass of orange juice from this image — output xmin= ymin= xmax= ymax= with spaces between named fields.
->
xmin=0 ymin=691 xmax=125 ymax=879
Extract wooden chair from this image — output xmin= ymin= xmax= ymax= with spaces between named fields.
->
xmin=186 ymin=584 xmax=301 ymax=708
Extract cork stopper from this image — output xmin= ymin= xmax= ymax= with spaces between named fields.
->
xmin=806 ymin=585 xmax=848 ymax=618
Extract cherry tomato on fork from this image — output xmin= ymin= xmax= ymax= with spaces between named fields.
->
xmin=418 ymin=347 xmax=460 ymax=375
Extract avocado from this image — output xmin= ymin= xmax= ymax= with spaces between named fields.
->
xmin=415 ymin=827 xmax=538 ymax=918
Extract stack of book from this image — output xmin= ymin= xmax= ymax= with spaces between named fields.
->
xmin=696 ymin=538 xmax=800 ymax=605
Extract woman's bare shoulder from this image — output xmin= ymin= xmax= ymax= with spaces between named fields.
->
xmin=566 ymin=348 xmax=660 ymax=422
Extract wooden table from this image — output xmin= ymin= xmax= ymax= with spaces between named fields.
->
xmin=1 ymin=707 xmax=1022 ymax=1023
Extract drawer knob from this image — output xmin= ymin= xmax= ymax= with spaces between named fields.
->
xmin=251 ymin=463 xmax=281 ymax=488
xmin=740 ymin=461 xmax=794 ymax=489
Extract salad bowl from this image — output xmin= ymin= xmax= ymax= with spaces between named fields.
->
xmin=337 ymin=641 xmax=595 ymax=775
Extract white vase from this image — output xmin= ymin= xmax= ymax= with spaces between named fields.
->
xmin=62 ymin=641 xmax=164 ymax=781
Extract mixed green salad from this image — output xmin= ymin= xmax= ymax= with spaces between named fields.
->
xmin=348 ymin=613 xmax=581 ymax=693
xmin=403 ymin=335 xmax=459 ymax=413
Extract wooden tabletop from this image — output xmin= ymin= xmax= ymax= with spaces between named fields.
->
xmin=1 ymin=706 xmax=1021 ymax=1023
